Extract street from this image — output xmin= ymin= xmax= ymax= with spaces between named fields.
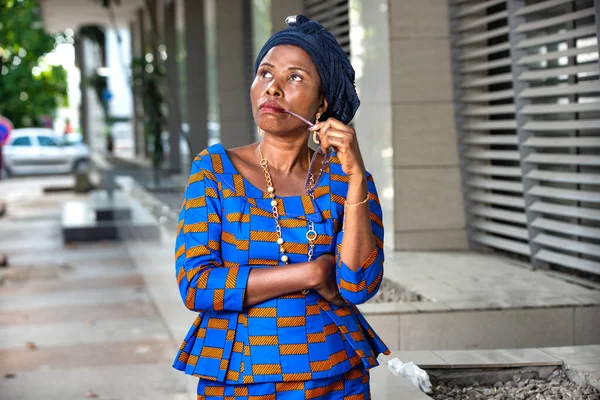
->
xmin=0 ymin=176 xmax=194 ymax=400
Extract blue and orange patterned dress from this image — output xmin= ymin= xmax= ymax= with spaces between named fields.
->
xmin=173 ymin=143 xmax=390 ymax=399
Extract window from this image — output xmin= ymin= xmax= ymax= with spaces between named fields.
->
xmin=37 ymin=136 xmax=59 ymax=147
xmin=10 ymin=137 xmax=32 ymax=147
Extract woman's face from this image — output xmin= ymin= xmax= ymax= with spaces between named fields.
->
xmin=251 ymin=44 xmax=326 ymax=135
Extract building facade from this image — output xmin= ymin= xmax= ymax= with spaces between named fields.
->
xmin=41 ymin=0 xmax=600 ymax=276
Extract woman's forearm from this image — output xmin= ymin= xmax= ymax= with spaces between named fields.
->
xmin=244 ymin=263 xmax=314 ymax=307
xmin=339 ymin=175 xmax=376 ymax=271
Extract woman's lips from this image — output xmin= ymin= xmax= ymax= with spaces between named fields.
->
xmin=260 ymin=106 xmax=284 ymax=114
xmin=259 ymin=102 xmax=285 ymax=114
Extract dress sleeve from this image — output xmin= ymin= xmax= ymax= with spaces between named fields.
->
xmin=334 ymin=175 xmax=384 ymax=305
xmin=174 ymin=155 xmax=251 ymax=312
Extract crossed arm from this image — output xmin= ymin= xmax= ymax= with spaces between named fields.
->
xmin=175 ymin=157 xmax=384 ymax=312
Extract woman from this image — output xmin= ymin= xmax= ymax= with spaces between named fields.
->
xmin=174 ymin=15 xmax=389 ymax=399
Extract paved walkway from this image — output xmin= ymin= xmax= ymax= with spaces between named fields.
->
xmin=0 ymin=176 xmax=193 ymax=400
xmin=3 ymin=173 xmax=598 ymax=399
xmin=384 ymin=251 xmax=600 ymax=311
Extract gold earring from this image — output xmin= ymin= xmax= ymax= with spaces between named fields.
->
xmin=313 ymin=113 xmax=321 ymax=144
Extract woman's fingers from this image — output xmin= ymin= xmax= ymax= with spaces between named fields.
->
xmin=318 ymin=129 xmax=353 ymax=154
xmin=310 ymin=118 xmax=353 ymax=133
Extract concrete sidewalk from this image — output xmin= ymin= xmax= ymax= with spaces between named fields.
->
xmin=0 ymin=176 xmax=193 ymax=400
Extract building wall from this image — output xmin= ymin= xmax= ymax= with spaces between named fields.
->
xmin=387 ymin=0 xmax=468 ymax=250
xmin=348 ymin=0 xmax=395 ymax=249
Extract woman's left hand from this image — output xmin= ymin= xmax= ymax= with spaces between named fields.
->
xmin=310 ymin=118 xmax=366 ymax=179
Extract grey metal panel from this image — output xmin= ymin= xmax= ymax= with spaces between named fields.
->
xmin=518 ymin=81 xmax=600 ymax=98
xmin=472 ymin=233 xmax=531 ymax=255
xmin=305 ymin=0 xmax=349 ymax=54
xmin=536 ymin=249 xmax=600 ymax=274
xmin=449 ymin=0 xmax=485 ymax=252
xmin=460 ymin=73 xmax=514 ymax=88
xmin=524 ymin=153 xmax=600 ymax=166
xmin=530 ymin=201 xmax=600 ymax=221
xmin=517 ymin=64 xmax=599 ymax=81
xmin=514 ymin=0 xmax=574 ymax=16
xmin=516 ymin=44 xmax=598 ymax=65
xmin=522 ymin=137 xmax=600 ymax=148
xmin=458 ymin=0 xmax=506 ymax=17
xmin=463 ymin=105 xmax=516 ymax=115
xmin=521 ymin=120 xmax=600 ymax=131
xmin=464 ymin=134 xmax=519 ymax=145
xmin=459 ymin=42 xmax=511 ymax=60
xmin=466 ymin=165 xmax=523 ymax=177
xmin=457 ymin=27 xmax=510 ymax=45
xmin=515 ymin=8 xmax=595 ymax=33
xmin=526 ymin=169 xmax=600 ymax=184
xmin=596 ymin=0 xmax=600 ymax=71
xmin=457 ymin=10 xmax=509 ymax=32
xmin=461 ymin=89 xmax=515 ymax=102
xmin=472 ymin=219 xmax=530 ymax=239
xmin=460 ymin=57 xmax=512 ymax=73
xmin=467 ymin=177 xmax=524 ymax=192
xmin=533 ymin=234 xmax=600 ymax=257
xmin=532 ymin=221 xmax=600 ymax=241
xmin=516 ymin=25 xmax=597 ymax=49
xmin=463 ymin=120 xmax=518 ymax=130
xmin=468 ymin=191 xmax=526 ymax=207
xmin=508 ymin=0 xmax=544 ymax=268
xmin=527 ymin=186 xmax=600 ymax=203
xmin=472 ymin=205 xmax=528 ymax=223
xmin=520 ymin=102 xmax=600 ymax=114
xmin=451 ymin=0 xmax=600 ymax=273
xmin=465 ymin=149 xmax=521 ymax=161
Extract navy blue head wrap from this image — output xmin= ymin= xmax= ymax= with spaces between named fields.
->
xmin=254 ymin=15 xmax=360 ymax=124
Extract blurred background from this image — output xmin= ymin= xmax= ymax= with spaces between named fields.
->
xmin=0 ymin=0 xmax=599 ymax=399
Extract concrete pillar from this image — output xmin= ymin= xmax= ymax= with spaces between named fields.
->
xmin=137 ymin=8 xmax=149 ymax=158
xmin=348 ymin=0 xmax=394 ymax=250
xmin=271 ymin=0 xmax=303 ymax=32
xmin=164 ymin=0 xmax=181 ymax=172
xmin=386 ymin=0 xmax=467 ymax=250
xmin=215 ymin=0 xmax=254 ymax=149
xmin=130 ymin=20 xmax=142 ymax=158
xmin=184 ymin=0 xmax=209 ymax=156
xmin=75 ymin=36 xmax=90 ymax=146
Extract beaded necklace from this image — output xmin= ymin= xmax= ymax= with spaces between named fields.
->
xmin=257 ymin=144 xmax=318 ymax=290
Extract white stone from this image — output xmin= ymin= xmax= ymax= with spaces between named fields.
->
xmin=271 ymin=200 xmax=278 ymax=207
xmin=281 ymin=255 xmax=289 ymax=263
xmin=277 ymin=238 xmax=284 ymax=245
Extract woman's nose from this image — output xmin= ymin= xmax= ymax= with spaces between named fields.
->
xmin=265 ymin=80 xmax=282 ymax=97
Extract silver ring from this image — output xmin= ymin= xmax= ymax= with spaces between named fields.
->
xmin=306 ymin=230 xmax=318 ymax=241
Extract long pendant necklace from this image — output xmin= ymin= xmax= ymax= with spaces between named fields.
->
xmin=257 ymin=144 xmax=318 ymax=283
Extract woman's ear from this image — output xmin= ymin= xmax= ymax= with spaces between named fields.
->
xmin=317 ymin=96 xmax=328 ymax=118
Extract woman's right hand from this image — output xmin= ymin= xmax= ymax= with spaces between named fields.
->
xmin=310 ymin=254 xmax=346 ymax=307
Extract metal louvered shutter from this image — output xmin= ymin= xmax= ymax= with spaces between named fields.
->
xmin=304 ymin=0 xmax=350 ymax=56
xmin=450 ymin=0 xmax=600 ymax=275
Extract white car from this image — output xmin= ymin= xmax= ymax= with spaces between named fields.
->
xmin=1 ymin=128 xmax=90 ymax=176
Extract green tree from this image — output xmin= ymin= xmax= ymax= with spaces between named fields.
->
xmin=0 ymin=0 xmax=68 ymax=128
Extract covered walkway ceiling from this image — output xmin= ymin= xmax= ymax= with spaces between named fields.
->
xmin=39 ymin=0 xmax=145 ymax=32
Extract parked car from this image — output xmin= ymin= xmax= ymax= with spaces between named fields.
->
xmin=1 ymin=128 xmax=90 ymax=176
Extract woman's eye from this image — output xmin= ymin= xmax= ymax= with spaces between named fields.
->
xmin=289 ymin=74 xmax=302 ymax=82
xmin=260 ymin=70 xmax=273 ymax=78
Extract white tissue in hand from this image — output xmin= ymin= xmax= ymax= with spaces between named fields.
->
xmin=388 ymin=357 xmax=433 ymax=393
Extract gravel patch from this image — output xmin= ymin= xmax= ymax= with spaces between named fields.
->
xmin=369 ymin=278 xmax=425 ymax=303
xmin=431 ymin=369 xmax=600 ymax=400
